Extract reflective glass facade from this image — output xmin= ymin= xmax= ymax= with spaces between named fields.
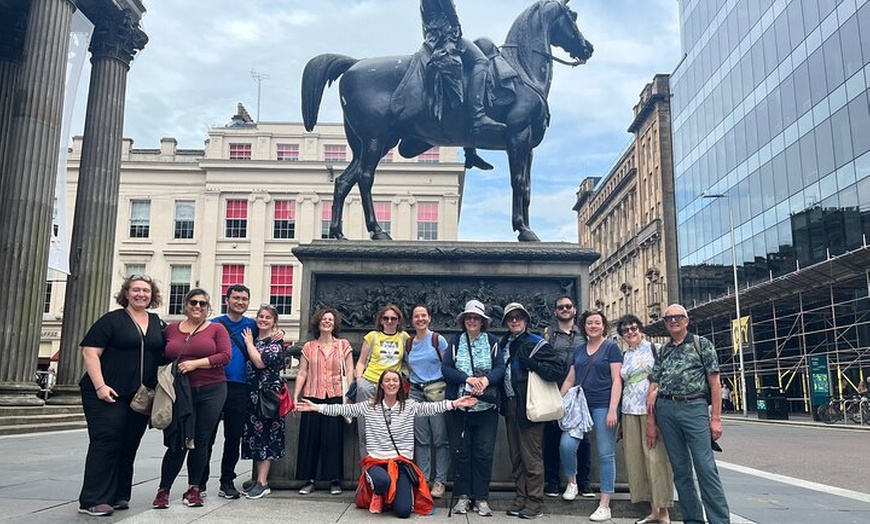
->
xmin=672 ymin=0 xmax=870 ymax=303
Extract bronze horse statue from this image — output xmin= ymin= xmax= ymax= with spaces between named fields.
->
xmin=302 ymin=0 xmax=593 ymax=241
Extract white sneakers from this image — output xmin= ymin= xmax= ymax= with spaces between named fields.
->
xmin=589 ymin=506 xmax=612 ymax=522
xmin=562 ymin=482 xmax=578 ymax=501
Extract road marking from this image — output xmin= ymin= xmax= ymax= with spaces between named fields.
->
xmin=718 ymin=461 xmax=870 ymax=503
xmin=729 ymin=514 xmax=757 ymax=524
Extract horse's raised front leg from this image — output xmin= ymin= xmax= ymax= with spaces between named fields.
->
xmin=329 ymin=157 xmax=361 ymax=240
xmin=507 ymin=133 xmax=540 ymax=242
xmin=357 ymin=140 xmax=392 ymax=240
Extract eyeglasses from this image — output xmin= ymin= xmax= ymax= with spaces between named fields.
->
xmin=382 ymin=316 xmax=399 ymax=322
xmin=188 ymin=299 xmax=209 ymax=308
xmin=556 ymin=304 xmax=575 ymax=311
xmin=621 ymin=325 xmax=640 ymax=335
xmin=464 ymin=315 xmax=482 ymax=322
xmin=129 ymin=274 xmax=152 ymax=282
xmin=664 ymin=314 xmax=687 ymax=323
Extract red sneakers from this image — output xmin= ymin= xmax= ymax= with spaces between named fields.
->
xmin=183 ymin=486 xmax=204 ymax=507
xmin=152 ymin=488 xmax=170 ymax=509
xmin=369 ymin=494 xmax=384 ymax=514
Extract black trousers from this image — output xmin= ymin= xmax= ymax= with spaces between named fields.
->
xmin=366 ymin=464 xmax=414 ymax=518
xmin=448 ymin=408 xmax=499 ymax=500
xmin=296 ymin=396 xmax=344 ymax=481
xmin=79 ymin=388 xmax=149 ymax=508
xmin=543 ymin=419 xmax=590 ymax=489
xmin=160 ymin=382 xmax=226 ymax=489
xmin=201 ymin=381 xmax=248 ymax=487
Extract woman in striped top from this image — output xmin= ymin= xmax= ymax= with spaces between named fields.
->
xmin=298 ymin=369 xmax=477 ymax=518
xmin=293 ymin=308 xmax=354 ymax=496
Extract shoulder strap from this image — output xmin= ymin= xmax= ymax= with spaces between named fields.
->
xmin=380 ymin=402 xmax=402 ymax=457
xmin=216 ymin=317 xmax=250 ymax=361
xmin=431 ymin=332 xmax=442 ymax=362
xmin=578 ymin=340 xmax=605 ymax=387
xmin=123 ymin=309 xmax=146 ymax=384
xmin=529 ymin=338 xmax=548 ymax=359
xmin=545 ymin=325 xmax=555 ymax=342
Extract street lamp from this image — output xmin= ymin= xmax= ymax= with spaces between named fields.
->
xmin=702 ymin=191 xmax=748 ymax=417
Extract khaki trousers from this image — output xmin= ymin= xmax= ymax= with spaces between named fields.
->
xmin=622 ymin=413 xmax=674 ymax=508
xmin=505 ymin=398 xmax=545 ymax=511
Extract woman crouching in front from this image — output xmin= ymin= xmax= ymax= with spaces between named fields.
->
xmin=297 ymin=370 xmax=477 ymax=518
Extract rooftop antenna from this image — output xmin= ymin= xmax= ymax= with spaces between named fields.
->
xmin=250 ymin=69 xmax=270 ymax=122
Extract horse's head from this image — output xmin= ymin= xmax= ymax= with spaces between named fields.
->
xmin=548 ymin=0 xmax=594 ymax=66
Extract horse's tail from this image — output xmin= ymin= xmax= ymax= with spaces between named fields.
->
xmin=301 ymin=53 xmax=359 ymax=131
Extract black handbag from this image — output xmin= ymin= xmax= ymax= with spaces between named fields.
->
xmin=380 ymin=403 xmax=419 ymax=486
xmin=259 ymin=387 xmax=280 ymax=419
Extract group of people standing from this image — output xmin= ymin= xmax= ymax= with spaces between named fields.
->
xmin=75 ymin=274 xmax=729 ymax=524
xmin=77 ymin=278 xmax=286 ymax=516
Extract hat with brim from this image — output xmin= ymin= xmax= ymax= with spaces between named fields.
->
xmin=456 ymin=299 xmax=491 ymax=325
xmin=503 ymin=302 xmax=531 ymax=322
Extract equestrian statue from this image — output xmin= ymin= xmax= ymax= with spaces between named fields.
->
xmin=302 ymin=0 xmax=593 ymax=241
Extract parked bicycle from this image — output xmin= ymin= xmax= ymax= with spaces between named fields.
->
xmin=816 ymin=395 xmax=870 ymax=425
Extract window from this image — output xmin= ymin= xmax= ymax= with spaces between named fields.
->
xmin=381 ymin=149 xmax=394 ymax=162
xmin=129 ymin=200 xmax=150 ymax=238
xmin=417 ymin=202 xmax=439 ymax=240
xmin=174 ymin=201 xmax=195 ymax=239
xmin=270 ymin=265 xmax=293 ymax=315
xmin=323 ymin=144 xmax=346 ymax=162
xmin=51 ymin=198 xmax=59 ymax=237
xmin=221 ymin=264 xmax=245 ymax=313
xmin=168 ymin=265 xmax=191 ymax=315
xmin=229 ymin=143 xmax=252 ymax=160
xmin=44 ymin=281 xmax=52 ymax=314
xmin=375 ymin=202 xmax=391 ymax=236
xmin=417 ymin=147 xmax=440 ymax=163
xmin=124 ymin=264 xmax=145 ymax=277
xmin=321 ymin=200 xmax=332 ymax=239
xmin=273 ymin=200 xmax=296 ymax=239
xmin=225 ymin=199 xmax=248 ymax=238
xmin=277 ymin=143 xmax=299 ymax=161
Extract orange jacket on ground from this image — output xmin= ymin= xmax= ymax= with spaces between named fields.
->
xmin=354 ymin=455 xmax=434 ymax=516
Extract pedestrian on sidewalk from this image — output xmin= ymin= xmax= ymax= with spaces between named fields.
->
xmin=647 ymin=304 xmax=730 ymax=524
xmin=297 ymin=370 xmax=477 ymax=518
xmin=616 ymin=314 xmax=673 ymax=524
xmin=77 ymin=275 xmax=165 ymax=517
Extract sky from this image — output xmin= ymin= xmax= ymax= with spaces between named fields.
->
xmin=70 ymin=0 xmax=682 ymax=242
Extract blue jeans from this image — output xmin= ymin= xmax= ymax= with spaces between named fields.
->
xmin=559 ymin=407 xmax=617 ymax=493
xmin=656 ymin=398 xmax=730 ymax=524
xmin=409 ymin=385 xmax=450 ymax=482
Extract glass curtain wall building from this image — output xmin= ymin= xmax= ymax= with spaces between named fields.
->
xmin=671 ymin=0 xmax=870 ymax=414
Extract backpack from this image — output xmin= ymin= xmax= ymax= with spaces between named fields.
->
xmin=405 ymin=332 xmax=442 ymax=361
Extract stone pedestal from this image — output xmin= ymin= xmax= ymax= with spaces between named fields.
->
xmin=53 ymin=10 xmax=147 ymax=403
xmin=268 ymin=241 xmax=626 ymax=487
xmin=0 ymin=0 xmax=76 ymax=406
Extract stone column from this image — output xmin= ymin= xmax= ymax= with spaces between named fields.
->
xmin=0 ymin=0 xmax=76 ymax=406
xmin=52 ymin=10 xmax=147 ymax=403
xmin=0 ymin=3 xmax=28 ymax=182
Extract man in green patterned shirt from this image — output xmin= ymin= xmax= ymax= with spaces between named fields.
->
xmin=646 ymin=304 xmax=730 ymax=524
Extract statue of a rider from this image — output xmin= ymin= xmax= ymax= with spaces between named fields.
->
xmin=421 ymin=0 xmax=502 ymax=169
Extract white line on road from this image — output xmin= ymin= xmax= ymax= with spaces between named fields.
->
xmin=718 ymin=460 xmax=870 ymax=504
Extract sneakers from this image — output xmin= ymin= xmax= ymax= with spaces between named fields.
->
xmin=78 ymin=504 xmax=114 ymax=516
xmin=589 ymin=506 xmax=612 ymax=522
xmin=182 ymin=486 xmax=204 ymax=507
xmin=544 ymin=485 xmax=560 ymax=497
xmin=369 ymin=494 xmax=384 ymax=514
xmin=452 ymin=495 xmax=470 ymax=514
xmin=152 ymin=488 xmax=170 ymax=509
xmin=241 ymin=478 xmax=256 ymax=493
xmin=111 ymin=499 xmax=129 ymax=510
xmin=506 ymin=504 xmax=524 ymax=516
xmin=245 ymin=482 xmax=271 ymax=499
xmin=474 ymin=499 xmax=493 ymax=517
xmin=218 ymin=481 xmax=241 ymax=499
xmin=579 ymin=481 xmax=595 ymax=498
xmin=518 ymin=508 xmax=544 ymax=519
xmin=430 ymin=480 xmax=445 ymax=499
xmin=562 ymin=482 xmax=578 ymax=501
xmin=330 ymin=481 xmax=342 ymax=495
xmin=298 ymin=481 xmax=316 ymax=495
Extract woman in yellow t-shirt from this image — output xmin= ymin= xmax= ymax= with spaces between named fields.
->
xmin=354 ymin=304 xmax=409 ymax=456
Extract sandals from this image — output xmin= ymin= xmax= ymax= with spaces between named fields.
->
xmin=635 ymin=516 xmax=671 ymax=524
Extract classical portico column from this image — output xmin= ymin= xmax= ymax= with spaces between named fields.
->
xmin=0 ymin=0 xmax=76 ymax=406
xmin=0 ymin=3 xmax=28 ymax=176
xmin=52 ymin=10 xmax=147 ymax=403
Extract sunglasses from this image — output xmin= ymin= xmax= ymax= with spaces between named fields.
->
xmin=556 ymin=304 xmax=575 ymax=311
xmin=505 ymin=315 xmax=525 ymax=323
xmin=129 ymin=274 xmax=152 ymax=282
xmin=382 ymin=316 xmax=399 ymax=322
xmin=188 ymin=299 xmax=209 ymax=308
xmin=621 ymin=325 xmax=640 ymax=335
xmin=664 ymin=314 xmax=687 ymax=323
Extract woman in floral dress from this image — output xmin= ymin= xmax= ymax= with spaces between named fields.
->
xmin=241 ymin=304 xmax=286 ymax=499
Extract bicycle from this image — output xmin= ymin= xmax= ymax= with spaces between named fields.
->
xmin=817 ymin=396 xmax=869 ymax=425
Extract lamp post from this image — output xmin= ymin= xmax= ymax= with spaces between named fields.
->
xmin=702 ymin=192 xmax=748 ymax=417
